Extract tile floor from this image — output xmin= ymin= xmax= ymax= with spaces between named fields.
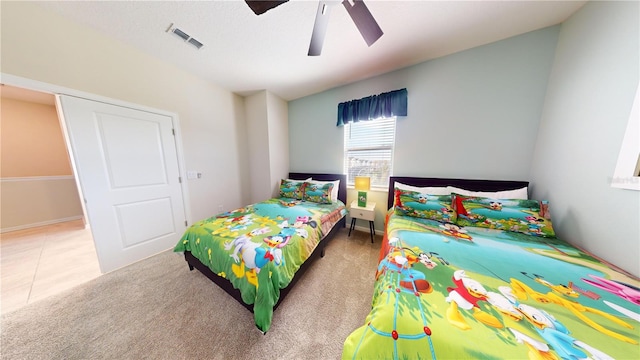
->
xmin=1 ymin=220 xmax=101 ymax=315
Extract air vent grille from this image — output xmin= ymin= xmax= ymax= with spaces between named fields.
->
xmin=172 ymin=28 xmax=190 ymax=41
xmin=166 ymin=23 xmax=204 ymax=50
xmin=187 ymin=38 xmax=204 ymax=50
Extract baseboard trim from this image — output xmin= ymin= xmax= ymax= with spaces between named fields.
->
xmin=1 ymin=216 xmax=84 ymax=234
xmin=351 ymin=224 xmax=384 ymax=236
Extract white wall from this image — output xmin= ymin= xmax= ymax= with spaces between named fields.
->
xmin=245 ymin=91 xmax=272 ymax=203
xmin=1 ymin=1 xmax=250 ymax=222
xmin=244 ymin=90 xmax=289 ymax=202
xmin=266 ymin=91 xmax=289 ymax=197
xmin=530 ymin=1 xmax=640 ymax=276
xmin=289 ymin=26 xmax=560 ymax=231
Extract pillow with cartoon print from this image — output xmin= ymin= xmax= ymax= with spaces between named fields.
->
xmin=452 ymin=193 xmax=556 ymax=238
xmin=307 ymin=179 xmax=340 ymax=202
xmin=393 ymin=188 xmax=454 ymax=223
xmin=278 ymin=179 xmax=306 ymax=200
xmin=303 ymin=182 xmax=334 ymax=204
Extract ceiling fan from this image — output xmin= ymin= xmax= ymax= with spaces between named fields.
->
xmin=245 ymin=0 xmax=383 ymax=56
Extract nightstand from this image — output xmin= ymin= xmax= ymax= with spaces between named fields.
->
xmin=349 ymin=200 xmax=376 ymax=243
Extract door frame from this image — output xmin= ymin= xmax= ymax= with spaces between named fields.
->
xmin=1 ymin=73 xmax=193 ymax=263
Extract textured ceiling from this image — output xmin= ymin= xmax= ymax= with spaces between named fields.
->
xmin=35 ymin=1 xmax=586 ymax=101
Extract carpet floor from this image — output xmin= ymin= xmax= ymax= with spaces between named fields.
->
xmin=1 ymin=228 xmax=380 ymax=360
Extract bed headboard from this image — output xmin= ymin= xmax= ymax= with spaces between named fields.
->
xmin=288 ymin=172 xmax=347 ymax=205
xmin=387 ymin=176 xmax=529 ymax=209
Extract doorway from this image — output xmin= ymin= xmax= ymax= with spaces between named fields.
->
xmin=1 ymin=80 xmax=190 ymax=311
xmin=0 ymin=220 xmax=100 ymax=314
xmin=58 ymin=95 xmax=188 ymax=273
xmin=0 ymin=84 xmax=99 ymax=313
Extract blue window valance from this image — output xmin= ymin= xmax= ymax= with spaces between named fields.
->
xmin=337 ymin=88 xmax=407 ymax=126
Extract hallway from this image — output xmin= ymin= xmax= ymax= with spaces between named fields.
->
xmin=1 ymin=220 xmax=101 ymax=314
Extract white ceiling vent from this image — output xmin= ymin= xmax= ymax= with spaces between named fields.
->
xmin=166 ymin=23 xmax=204 ymax=50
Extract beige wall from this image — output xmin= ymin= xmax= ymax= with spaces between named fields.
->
xmin=1 ymin=2 xmax=251 ymax=222
xmin=1 ymin=178 xmax=84 ymax=231
xmin=1 ymin=97 xmax=72 ymax=177
xmin=0 ymin=96 xmax=83 ymax=231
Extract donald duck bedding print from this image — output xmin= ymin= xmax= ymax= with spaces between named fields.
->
xmin=343 ymin=196 xmax=639 ymax=359
xmin=174 ymin=196 xmax=346 ymax=333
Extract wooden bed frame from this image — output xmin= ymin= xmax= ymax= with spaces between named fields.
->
xmin=387 ymin=176 xmax=530 ymax=209
xmin=183 ymin=172 xmax=347 ymax=315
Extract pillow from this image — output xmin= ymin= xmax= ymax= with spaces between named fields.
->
xmin=393 ymin=188 xmax=454 ymax=223
xmin=394 ymin=182 xmax=450 ymax=196
xmin=303 ymin=181 xmax=334 ymax=204
xmin=286 ymin=177 xmax=312 ymax=183
xmin=279 ymin=179 xmax=307 ymax=200
xmin=446 ymin=186 xmax=528 ymax=200
xmin=452 ymin=193 xmax=555 ymax=237
xmin=308 ymin=179 xmax=340 ymax=202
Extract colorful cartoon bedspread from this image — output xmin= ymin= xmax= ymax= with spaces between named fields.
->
xmin=174 ymin=198 xmax=346 ymax=332
xmin=343 ymin=211 xmax=640 ymax=359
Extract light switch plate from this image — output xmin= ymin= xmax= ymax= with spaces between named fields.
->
xmin=187 ymin=171 xmax=198 ymax=179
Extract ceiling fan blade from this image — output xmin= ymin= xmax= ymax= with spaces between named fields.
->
xmin=245 ymin=0 xmax=289 ymax=15
xmin=342 ymin=0 xmax=383 ymax=47
xmin=308 ymin=1 xmax=334 ymax=56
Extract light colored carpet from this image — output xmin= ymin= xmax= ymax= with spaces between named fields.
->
xmin=1 ymin=228 xmax=380 ymax=360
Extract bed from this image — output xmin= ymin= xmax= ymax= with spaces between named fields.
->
xmin=174 ymin=172 xmax=347 ymax=333
xmin=343 ymin=176 xmax=639 ymax=359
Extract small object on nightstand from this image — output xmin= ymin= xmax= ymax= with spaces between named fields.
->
xmin=349 ymin=200 xmax=376 ymax=243
xmin=354 ymin=176 xmax=371 ymax=207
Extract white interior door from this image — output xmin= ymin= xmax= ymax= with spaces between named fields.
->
xmin=58 ymin=95 xmax=187 ymax=273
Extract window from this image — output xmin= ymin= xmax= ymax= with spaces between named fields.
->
xmin=343 ymin=117 xmax=396 ymax=188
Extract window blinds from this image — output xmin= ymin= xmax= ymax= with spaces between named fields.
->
xmin=343 ymin=117 xmax=396 ymax=187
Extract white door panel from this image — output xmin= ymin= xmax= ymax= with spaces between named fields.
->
xmin=97 ymin=112 xmax=169 ymax=188
xmin=59 ymin=95 xmax=186 ymax=273
xmin=115 ymin=197 xmax=176 ymax=248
